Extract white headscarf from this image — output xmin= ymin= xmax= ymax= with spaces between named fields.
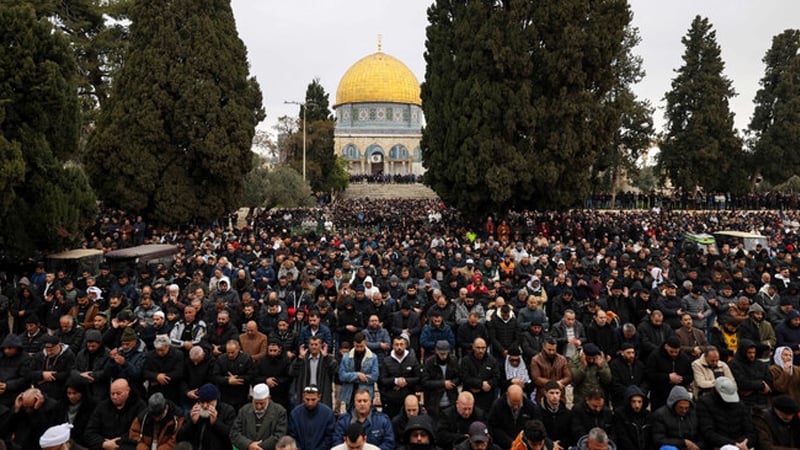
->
xmin=774 ymin=345 xmax=793 ymax=375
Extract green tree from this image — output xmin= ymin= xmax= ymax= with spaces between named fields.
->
xmin=422 ymin=0 xmax=631 ymax=218
xmin=658 ymin=16 xmax=746 ymax=194
xmin=591 ymin=25 xmax=654 ymax=205
xmin=12 ymin=0 xmax=133 ymax=128
xmin=85 ymin=0 xmax=264 ymax=225
xmin=748 ymin=29 xmax=800 ymax=185
xmin=244 ymin=165 xmax=314 ymax=209
xmin=0 ymin=4 xmax=97 ymax=255
xmin=286 ymin=79 xmax=347 ymax=194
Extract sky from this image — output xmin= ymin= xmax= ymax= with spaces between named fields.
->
xmin=230 ymin=1 xmax=800 ymax=140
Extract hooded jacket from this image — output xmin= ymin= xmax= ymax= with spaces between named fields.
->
xmin=397 ymin=415 xmax=442 ymax=450
xmin=729 ymin=339 xmax=773 ymax=406
xmin=650 ymin=386 xmax=702 ymax=449
xmin=612 ymin=385 xmax=651 ymax=450
xmin=0 ymin=334 xmax=31 ymax=407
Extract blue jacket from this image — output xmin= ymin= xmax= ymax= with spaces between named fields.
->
xmin=288 ymin=402 xmax=336 ymax=450
xmin=419 ymin=324 xmax=455 ymax=353
xmin=333 ymin=410 xmax=395 ymax=450
xmin=338 ymin=347 xmax=380 ymax=404
xmin=298 ymin=324 xmax=333 ymax=350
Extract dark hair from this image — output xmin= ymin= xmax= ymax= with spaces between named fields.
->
xmin=524 ymin=420 xmax=548 ymax=442
xmin=353 ymin=332 xmax=366 ymax=343
xmin=345 ymin=422 xmax=365 ymax=442
xmin=544 ymin=337 xmax=557 ymax=346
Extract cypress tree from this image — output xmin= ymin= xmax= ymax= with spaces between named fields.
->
xmin=422 ymin=0 xmax=632 ymax=218
xmin=658 ymin=16 xmax=746 ymax=194
xmin=86 ymin=0 xmax=264 ymax=225
xmin=0 ymin=4 xmax=97 ymax=255
xmin=748 ymin=29 xmax=800 ymax=185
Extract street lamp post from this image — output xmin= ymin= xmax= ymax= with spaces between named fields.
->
xmin=284 ymin=99 xmax=317 ymax=182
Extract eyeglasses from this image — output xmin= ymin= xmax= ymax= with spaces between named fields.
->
xmin=508 ymin=358 xmax=521 ymax=363
xmin=303 ymin=386 xmax=320 ymax=394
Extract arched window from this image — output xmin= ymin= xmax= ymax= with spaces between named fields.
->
xmin=342 ymin=144 xmax=360 ymax=160
xmin=412 ymin=147 xmax=423 ymax=162
xmin=389 ymin=144 xmax=409 ymax=161
xmin=366 ymin=145 xmax=384 ymax=164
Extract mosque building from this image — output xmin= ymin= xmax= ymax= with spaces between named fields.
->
xmin=333 ymin=40 xmax=424 ymax=176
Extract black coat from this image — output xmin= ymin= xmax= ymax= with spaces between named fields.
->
xmin=421 ymin=353 xmax=460 ymax=418
xmin=289 ymin=352 xmax=338 ymax=408
xmin=7 ymin=396 xmax=60 ymax=450
xmin=645 ymin=346 xmax=693 ymax=410
xmin=179 ymin=352 xmax=215 ymax=404
xmin=534 ymin=399 xmax=573 ymax=447
xmin=379 ymin=350 xmax=421 ymax=413
xmin=729 ymin=339 xmax=774 ymax=407
xmin=570 ymin=400 xmax=614 ymax=442
xmin=29 ymin=346 xmax=76 ymax=401
xmin=142 ymin=346 xmax=185 ymax=403
xmin=72 ymin=345 xmax=110 ymax=404
xmin=696 ymin=392 xmax=757 ymax=449
xmin=459 ymin=353 xmax=501 ymax=413
xmin=488 ymin=317 xmax=520 ymax=355
xmin=608 ymin=356 xmax=647 ymax=408
xmin=636 ymin=320 xmax=672 ymax=361
xmin=211 ymin=351 xmax=255 ymax=409
xmin=254 ymin=353 xmax=292 ymax=410
xmin=85 ymin=395 xmax=146 ymax=450
xmin=487 ymin=395 xmax=538 ymax=449
xmin=435 ymin=404 xmax=486 ymax=450
xmin=0 ymin=349 xmax=31 ymax=408
xmin=612 ymin=386 xmax=651 ymax=450
xmin=177 ymin=400 xmax=237 ymax=450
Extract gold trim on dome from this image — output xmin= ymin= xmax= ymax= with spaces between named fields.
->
xmin=334 ymin=51 xmax=421 ymax=107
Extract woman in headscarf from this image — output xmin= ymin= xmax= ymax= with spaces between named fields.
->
xmin=770 ymin=345 xmax=800 ymax=403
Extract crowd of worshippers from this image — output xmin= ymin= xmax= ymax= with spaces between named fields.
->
xmin=7 ymin=205 xmax=800 ymax=449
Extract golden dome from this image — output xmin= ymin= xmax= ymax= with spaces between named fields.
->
xmin=335 ymin=51 xmax=421 ymax=107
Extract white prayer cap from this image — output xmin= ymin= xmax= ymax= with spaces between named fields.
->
xmin=39 ymin=422 xmax=72 ymax=448
xmin=253 ymin=383 xmax=270 ymax=400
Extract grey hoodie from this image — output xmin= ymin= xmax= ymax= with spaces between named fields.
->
xmin=666 ymin=385 xmax=692 ymax=409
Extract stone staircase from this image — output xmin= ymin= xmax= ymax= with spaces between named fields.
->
xmin=339 ymin=182 xmax=439 ymax=200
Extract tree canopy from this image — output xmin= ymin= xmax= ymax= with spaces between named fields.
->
xmin=85 ymin=0 xmax=264 ymax=225
xmin=0 ymin=4 xmax=97 ymax=255
xmin=748 ymin=29 xmax=800 ymax=185
xmin=284 ymin=79 xmax=348 ymax=194
xmin=658 ymin=16 xmax=746 ymax=194
xmin=421 ymin=0 xmax=635 ymax=219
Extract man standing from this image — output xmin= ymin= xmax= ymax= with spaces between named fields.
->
xmin=85 ymin=379 xmax=146 ymax=450
xmin=460 ymin=337 xmax=500 ymax=413
xmin=169 ymin=304 xmax=207 ymax=352
xmin=753 ymin=395 xmax=800 ymax=449
xmin=530 ymin=338 xmax=572 ymax=403
xmin=142 ymin=334 xmax=184 ymax=404
xmin=421 ymin=340 xmax=460 ymax=419
xmin=240 ymin=320 xmax=268 ymax=362
xmin=178 ymin=383 xmax=237 ymax=450
xmin=436 ymin=392 xmax=487 ymax=450
xmin=290 ymin=336 xmax=338 ymax=408
xmin=230 ymin=383 xmax=288 ymax=450
xmin=646 ymin=336 xmax=693 ymax=409
xmin=333 ymin=389 xmax=394 ymax=450
xmin=379 ymin=336 xmax=421 ymax=419
xmin=696 ymin=377 xmax=756 ymax=450
xmin=213 ymin=339 xmax=255 ymax=410
xmin=30 ymin=335 xmax=75 ymax=401
xmin=288 ymin=385 xmax=336 ymax=450
xmin=487 ymin=385 xmax=538 ymax=449
xmin=338 ymin=332 xmax=380 ymax=410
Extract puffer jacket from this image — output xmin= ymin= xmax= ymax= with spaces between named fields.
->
xmin=612 ymin=385 xmax=651 ymax=450
xmin=650 ymin=386 xmax=702 ymax=449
